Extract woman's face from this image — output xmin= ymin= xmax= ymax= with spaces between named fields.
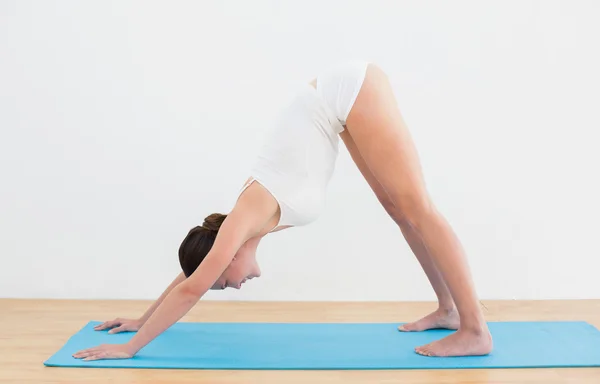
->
xmin=210 ymin=246 xmax=261 ymax=290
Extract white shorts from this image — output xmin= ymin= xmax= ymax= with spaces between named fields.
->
xmin=315 ymin=60 xmax=370 ymax=126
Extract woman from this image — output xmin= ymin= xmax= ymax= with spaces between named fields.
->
xmin=73 ymin=61 xmax=492 ymax=360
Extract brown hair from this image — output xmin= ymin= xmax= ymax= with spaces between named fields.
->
xmin=178 ymin=213 xmax=227 ymax=277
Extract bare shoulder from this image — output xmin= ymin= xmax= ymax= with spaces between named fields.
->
xmin=198 ymin=183 xmax=278 ymax=266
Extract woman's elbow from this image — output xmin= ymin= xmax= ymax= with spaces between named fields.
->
xmin=177 ymin=280 xmax=206 ymax=301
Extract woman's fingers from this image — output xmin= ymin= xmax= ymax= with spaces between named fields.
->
xmin=73 ymin=346 xmax=106 ymax=359
xmin=94 ymin=318 xmax=126 ymax=331
xmin=73 ymin=347 xmax=100 ymax=358
xmin=107 ymin=319 xmax=141 ymax=334
xmin=94 ymin=320 xmax=118 ymax=330
xmin=108 ymin=325 xmax=126 ymax=334
xmin=94 ymin=323 xmax=109 ymax=331
xmin=83 ymin=351 xmax=107 ymax=361
xmin=73 ymin=344 xmax=132 ymax=361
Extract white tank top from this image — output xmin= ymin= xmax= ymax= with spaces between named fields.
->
xmin=242 ymin=84 xmax=344 ymax=228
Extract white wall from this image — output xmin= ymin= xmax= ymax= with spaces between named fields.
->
xmin=1 ymin=0 xmax=599 ymax=302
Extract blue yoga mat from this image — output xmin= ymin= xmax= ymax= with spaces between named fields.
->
xmin=44 ymin=321 xmax=600 ymax=370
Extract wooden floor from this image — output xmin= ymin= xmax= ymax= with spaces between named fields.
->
xmin=1 ymin=299 xmax=599 ymax=383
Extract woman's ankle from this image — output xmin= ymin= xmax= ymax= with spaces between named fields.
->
xmin=437 ymin=300 xmax=456 ymax=313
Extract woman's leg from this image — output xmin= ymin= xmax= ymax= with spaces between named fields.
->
xmin=340 ymin=131 xmax=459 ymax=331
xmin=344 ymin=64 xmax=492 ymax=357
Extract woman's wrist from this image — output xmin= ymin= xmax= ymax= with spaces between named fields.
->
xmin=124 ymin=340 xmax=141 ymax=356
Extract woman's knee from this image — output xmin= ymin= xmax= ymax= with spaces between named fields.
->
xmin=393 ymin=194 xmax=435 ymax=229
xmin=379 ymin=198 xmax=402 ymax=224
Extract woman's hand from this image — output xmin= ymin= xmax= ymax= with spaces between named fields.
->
xmin=94 ymin=318 xmax=143 ymax=334
xmin=73 ymin=343 xmax=135 ymax=361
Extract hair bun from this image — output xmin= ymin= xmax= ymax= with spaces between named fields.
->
xmin=201 ymin=213 xmax=227 ymax=233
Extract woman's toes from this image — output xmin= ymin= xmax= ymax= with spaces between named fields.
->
xmin=415 ymin=344 xmax=432 ymax=356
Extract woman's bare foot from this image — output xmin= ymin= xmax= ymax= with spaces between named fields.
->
xmin=398 ymin=307 xmax=459 ymax=332
xmin=415 ymin=326 xmax=493 ymax=357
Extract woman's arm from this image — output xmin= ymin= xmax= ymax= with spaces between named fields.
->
xmin=125 ymin=221 xmax=246 ymax=354
xmin=93 ymin=272 xmax=187 ymax=334
xmin=73 ymin=186 xmax=278 ymax=361
xmin=138 ymin=272 xmax=187 ymax=324
xmin=73 ymin=184 xmax=279 ymax=360
xmin=73 ymin=217 xmax=249 ymax=361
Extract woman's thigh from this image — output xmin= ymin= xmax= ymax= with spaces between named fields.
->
xmin=344 ymin=64 xmax=432 ymax=216
xmin=339 ymin=130 xmax=400 ymax=221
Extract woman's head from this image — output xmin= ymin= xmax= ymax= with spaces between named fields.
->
xmin=178 ymin=213 xmax=261 ymax=290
